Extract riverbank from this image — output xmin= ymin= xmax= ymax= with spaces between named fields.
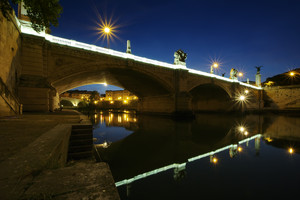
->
xmin=0 ymin=109 xmax=119 ymax=200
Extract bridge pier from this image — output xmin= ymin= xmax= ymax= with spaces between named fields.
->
xmin=137 ymin=95 xmax=175 ymax=115
xmin=18 ymin=86 xmax=59 ymax=112
xmin=137 ymin=92 xmax=193 ymax=117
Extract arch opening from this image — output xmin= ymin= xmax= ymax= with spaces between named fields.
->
xmin=52 ymin=68 xmax=172 ymax=98
xmin=189 ymin=84 xmax=233 ymax=112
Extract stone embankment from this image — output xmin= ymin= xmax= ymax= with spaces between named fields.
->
xmin=0 ymin=109 xmax=119 ymax=200
xmin=263 ymin=85 xmax=300 ymax=111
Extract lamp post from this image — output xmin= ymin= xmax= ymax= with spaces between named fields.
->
xmin=210 ymin=62 xmax=219 ymax=74
xmin=238 ymin=72 xmax=243 ymax=81
xmin=103 ymin=26 xmax=111 ymax=48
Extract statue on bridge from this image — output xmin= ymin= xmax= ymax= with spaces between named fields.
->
xmin=255 ymin=66 xmax=263 ymax=87
xmin=174 ymin=49 xmax=187 ymax=66
xmin=229 ymin=68 xmax=238 ymax=80
xmin=255 ymin=66 xmax=263 ymax=74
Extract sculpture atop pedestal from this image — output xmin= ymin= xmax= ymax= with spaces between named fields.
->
xmin=229 ymin=68 xmax=238 ymax=80
xmin=174 ymin=49 xmax=187 ymax=66
xmin=255 ymin=66 xmax=263 ymax=87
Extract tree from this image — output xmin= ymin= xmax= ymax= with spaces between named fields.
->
xmin=89 ymin=91 xmax=100 ymax=103
xmin=0 ymin=0 xmax=62 ymax=32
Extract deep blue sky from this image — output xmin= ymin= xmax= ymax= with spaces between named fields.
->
xmin=49 ymin=0 xmax=300 ymax=94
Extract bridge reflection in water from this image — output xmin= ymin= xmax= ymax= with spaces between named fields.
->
xmin=115 ymin=134 xmax=261 ymax=187
xmin=94 ymin=111 xmax=300 ymax=199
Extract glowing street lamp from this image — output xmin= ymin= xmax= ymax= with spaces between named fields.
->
xmin=104 ymin=27 xmax=110 ymax=34
xmin=238 ymin=72 xmax=243 ymax=81
xmin=239 ymin=95 xmax=246 ymax=101
xmin=210 ymin=62 xmax=219 ymax=74
xmin=95 ymin=12 xmax=119 ymax=49
xmin=289 ymin=72 xmax=295 ymax=77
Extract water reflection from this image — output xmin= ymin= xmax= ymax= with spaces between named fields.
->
xmin=92 ymin=110 xmax=137 ymax=146
xmin=93 ymin=112 xmax=300 ymax=199
xmin=92 ymin=110 xmax=137 ymax=128
xmin=114 ymin=134 xmax=261 ymax=187
xmin=95 ymin=113 xmax=263 ymax=180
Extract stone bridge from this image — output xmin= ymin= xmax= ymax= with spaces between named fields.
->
xmin=18 ymin=20 xmax=262 ymax=116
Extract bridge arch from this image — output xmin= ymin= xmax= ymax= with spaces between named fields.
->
xmin=188 ymin=83 xmax=234 ymax=112
xmin=50 ymin=63 xmax=175 ymax=97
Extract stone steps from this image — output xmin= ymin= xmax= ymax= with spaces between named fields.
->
xmin=68 ymin=125 xmax=93 ymax=160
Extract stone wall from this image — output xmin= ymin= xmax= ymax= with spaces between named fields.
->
xmin=263 ymin=85 xmax=300 ymax=110
xmin=0 ymin=10 xmax=22 ymax=116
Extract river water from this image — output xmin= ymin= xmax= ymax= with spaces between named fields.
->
xmin=92 ymin=111 xmax=300 ymax=199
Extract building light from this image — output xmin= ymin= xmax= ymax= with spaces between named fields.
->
xmin=123 ymin=100 xmax=128 ymax=104
xmin=110 ymin=101 xmax=114 ymax=104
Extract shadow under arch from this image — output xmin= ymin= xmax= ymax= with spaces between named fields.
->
xmin=189 ymin=83 xmax=234 ymax=112
xmin=51 ymin=66 xmax=173 ymax=97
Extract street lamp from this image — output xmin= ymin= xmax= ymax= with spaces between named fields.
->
xmin=210 ymin=62 xmax=219 ymax=74
xmin=103 ymin=26 xmax=111 ymax=48
xmin=239 ymin=95 xmax=246 ymax=101
xmin=95 ymin=13 xmax=119 ymax=49
xmin=104 ymin=27 xmax=110 ymax=33
xmin=238 ymin=72 xmax=243 ymax=81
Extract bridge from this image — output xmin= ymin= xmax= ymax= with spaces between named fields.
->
xmin=17 ymin=19 xmax=262 ymax=115
xmin=60 ymin=97 xmax=82 ymax=107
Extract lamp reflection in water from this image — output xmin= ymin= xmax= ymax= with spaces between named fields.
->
xmin=235 ymin=123 xmax=249 ymax=137
xmin=288 ymin=148 xmax=294 ymax=154
xmin=229 ymin=145 xmax=243 ymax=158
xmin=95 ymin=141 xmax=110 ymax=148
xmin=210 ymin=155 xmax=218 ymax=164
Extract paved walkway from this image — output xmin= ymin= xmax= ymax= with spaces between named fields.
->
xmin=0 ymin=110 xmax=82 ymax=162
xmin=0 ymin=109 xmax=119 ymax=200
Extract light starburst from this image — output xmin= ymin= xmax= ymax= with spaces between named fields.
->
xmin=93 ymin=9 xmax=121 ymax=48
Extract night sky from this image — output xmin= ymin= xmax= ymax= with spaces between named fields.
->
xmin=49 ymin=0 xmax=300 ymax=94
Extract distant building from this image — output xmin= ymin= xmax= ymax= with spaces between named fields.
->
xmin=60 ymin=90 xmax=100 ymax=101
xmin=104 ymin=90 xmax=138 ymax=103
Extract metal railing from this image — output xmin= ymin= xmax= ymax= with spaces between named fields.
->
xmin=0 ymin=77 xmax=21 ymax=114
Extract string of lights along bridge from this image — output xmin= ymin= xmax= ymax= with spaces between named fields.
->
xmin=19 ymin=18 xmax=261 ymax=91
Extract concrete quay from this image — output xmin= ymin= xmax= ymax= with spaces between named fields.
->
xmin=0 ymin=109 xmax=119 ymax=200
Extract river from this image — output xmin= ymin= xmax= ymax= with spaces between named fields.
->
xmin=91 ymin=111 xmax=300 ymax=199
